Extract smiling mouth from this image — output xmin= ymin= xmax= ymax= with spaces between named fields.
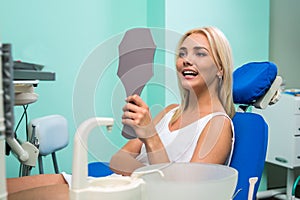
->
xmin=182 ymin=70 xmax=198 ymax=77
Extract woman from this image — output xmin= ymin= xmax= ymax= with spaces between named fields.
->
xmin=6 ymin=26 xmax=235 ymax=199
xmin=110 ymin=26 xmax=235 ymax=176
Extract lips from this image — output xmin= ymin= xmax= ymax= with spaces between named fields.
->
xmin=182 ymin=69 xmax=198 ymax=77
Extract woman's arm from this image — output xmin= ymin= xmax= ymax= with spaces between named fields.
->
xmin=190 ymin=115 xmax=233 ymax=164
xmin=139 ymin=132 xmax=170 ymax=165
xmin=122 ymin=95 xmax=174 ymax=164
xmin=110 ymin=138 xmax=145 ymax=176
xmin=110 ymin=95 xmax=177 ymax=175
xmin=7 ymin=174 xmax=67 ymax=196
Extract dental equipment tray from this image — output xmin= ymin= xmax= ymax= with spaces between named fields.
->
xmin=13 ymin=61 xmax=55 ymax=81
xmin=14 ymin=61 xmax=44 ymax=71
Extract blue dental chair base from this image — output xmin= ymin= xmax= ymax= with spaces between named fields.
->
xmin=230 ymin=112 xmax=268 ymax=199
xmin=88 ymin=162 xmax=113 ymax=177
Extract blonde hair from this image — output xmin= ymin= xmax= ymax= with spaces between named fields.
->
xmin=171 ymin=26 xmax=235 ymax=124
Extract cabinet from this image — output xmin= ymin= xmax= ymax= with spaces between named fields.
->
xmin=254 ymin=93 xmax=300 ymax=198
xmin=255 ymin=93 xmax=300 ymax=168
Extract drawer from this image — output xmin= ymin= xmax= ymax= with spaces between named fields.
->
xmin=295 ymin=99 xmax=300 ymax=114
xmin=295 ymin=116 xmax=300 ymax=135
xmin=294 ymin=137 xmax=300 ymax=167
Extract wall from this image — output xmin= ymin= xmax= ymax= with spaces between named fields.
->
xmin=269 ymin=0 xmax=300 ymax=89
xmin=265 ymin=0 xmax=300 ymax=190
xmin=165 ymin=0 xmax=270 ymax=106
xmin=0 ymin=0 xmax=165 ymax=178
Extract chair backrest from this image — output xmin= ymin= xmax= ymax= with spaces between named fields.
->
xmin=230 ymin=112 xmax=268 ymax=199
xmin=230 ymin=61 xmax=281 ymax=200
xmin=28 ymin=115 xmax=69 ymax=156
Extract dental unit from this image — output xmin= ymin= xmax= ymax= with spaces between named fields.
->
xmin=70 ymin=117 xmax=145 ymax=200
xmin=69 ymin=117 xmax=238 ymax=200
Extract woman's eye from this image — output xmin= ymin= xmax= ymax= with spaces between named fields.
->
xmin=178 ymin=51 xmax=186 ymax=57
xmin=196 ymin=52 xmax=207 ymax=57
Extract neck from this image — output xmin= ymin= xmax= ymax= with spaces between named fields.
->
xmin=184 ymin=87 xmax=223 ymax=116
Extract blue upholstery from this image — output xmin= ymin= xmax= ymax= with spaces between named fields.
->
xmin=230 ymin=112 xmax=268 ymax=200
xmin=230 ymin=61 xmax=276 ymax=200
xmin=233 ymin=62 xmax=277 ymax=104
xmin=88 ymin=162 xmax=113 ymax=177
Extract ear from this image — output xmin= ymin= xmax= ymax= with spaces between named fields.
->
xmin=217 ymin=69 xmax=223 ymax=77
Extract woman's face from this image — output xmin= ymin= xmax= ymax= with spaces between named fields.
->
xmin=176 ymin=33 xmax=219 ymax=94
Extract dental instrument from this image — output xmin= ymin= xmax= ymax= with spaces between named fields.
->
xmin=1 ymin=44 xmax=39 ymax=176
xmin=0 ymin=41 xmax=7 ymax=200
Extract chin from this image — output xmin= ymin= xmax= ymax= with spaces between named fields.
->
xmin=180 ymin=82 xmax=195 ymax=92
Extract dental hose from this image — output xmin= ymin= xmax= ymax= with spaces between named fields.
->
xmin=292 ymin=175 xmax=300 ymax=199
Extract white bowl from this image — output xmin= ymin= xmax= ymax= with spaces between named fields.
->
xmin=133 ymin=162 xmax=238 ymax=200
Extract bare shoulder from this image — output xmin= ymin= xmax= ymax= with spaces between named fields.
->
xmin=190 ymin=114 xmax=233 ymax=164
xmin=209 ymin=114 xmax=232 ymax=132
xmin=152 ymin=104 xmax=179 ymax=125
xmin=200 ymin=114 xmax=233 ymax=144
xmin=164 ymin=104 xmax=179 ymax=113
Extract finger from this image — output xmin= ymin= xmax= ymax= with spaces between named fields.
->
xmin=122 ymin=102 xmax=139 ymax=112
xmin=126 ymin=95 xmax=146 ymax=107
xmin=122 ymin=111 xmax=138 ymax=120
xmin=122 ymin=118 xmax=136 ymax=126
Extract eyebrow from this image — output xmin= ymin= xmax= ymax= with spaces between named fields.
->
xmin=179 ymin=46 xmax=209 ymax=52
xmin=193 ymin=46 xmax=209 ymax=52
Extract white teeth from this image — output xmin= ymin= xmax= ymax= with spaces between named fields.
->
xmin=182 ymin=70 xmax=198 ymax=76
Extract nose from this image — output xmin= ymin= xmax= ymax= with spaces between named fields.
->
xmin=183 ymin=58 xmax=193 ymax=66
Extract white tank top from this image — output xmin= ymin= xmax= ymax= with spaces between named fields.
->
xmin=136 ymin=107 xmax=235 ymax=166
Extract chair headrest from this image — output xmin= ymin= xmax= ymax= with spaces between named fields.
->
xmin=233 ymin=62 xmax=277 ymax=105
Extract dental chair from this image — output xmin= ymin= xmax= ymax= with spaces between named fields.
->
xmin=87 ymin=61 xmax=282 ymax=200
xmin=230 ymin=61 xmax=282 ymax=200
xmin=28 ymin=115 xmax=69 ymax=174
xmin=88 ymin=161 xmax=113 ymax=177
